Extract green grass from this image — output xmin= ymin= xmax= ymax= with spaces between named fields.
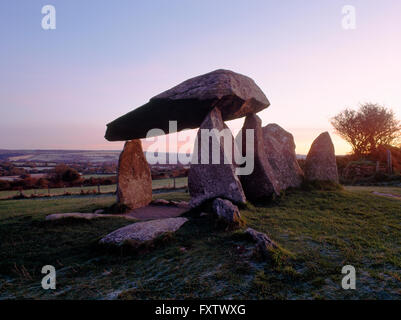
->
xmin=0 ymin=187 xmax=400 ymax=299
xmin=345 ymin=186 xmax=401 ymax=197
xmin=82 ymin=174 xmax=116 ymax=179
xmin=0 ymin=177 xmax=189 ymax=200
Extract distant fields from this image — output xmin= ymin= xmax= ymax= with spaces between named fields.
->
xmin=0 ymin=177 xmax=188 ymax=200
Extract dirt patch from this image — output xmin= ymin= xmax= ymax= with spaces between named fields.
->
xmin=126 ymin=205 xmax=189 ymax=221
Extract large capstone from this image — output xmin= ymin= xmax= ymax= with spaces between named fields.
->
xmin=116 ymin=139 xmax=152 ymax=210
xmin=237 ymin=114 xmax=280 ymax=200
xmin=304 ymin=132 xmax=339 ymax=183
xmin=105 ymin=69 xmax=270 ymax=141
xmin=188 ymin=107 xmax=246 ymax=208
xmin=262 ymin=123 xmax=304 ymax=190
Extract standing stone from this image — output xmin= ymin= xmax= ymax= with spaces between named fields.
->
xmin=237 ymin=114 xmax=280 ymax=200
xmin=188 ymin=108 xmax=246 ymax=208
xmin=117 ymin=139 xmax=152 ymax=210
xmin=304 ymin=132 xmax=339 ymax=183
xmin=262 ymin=124 xmax=304 ymax=190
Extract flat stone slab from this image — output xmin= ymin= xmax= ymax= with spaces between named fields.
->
xmin=99 ymin=217 xmax=188 ymax=246
xmin=46 ymin=213 xmax=137 ymax=221
xmin=372 ymin=191 xmax=401 ymax=200
xmin=105 ymin=69 xmax=269 ymax=141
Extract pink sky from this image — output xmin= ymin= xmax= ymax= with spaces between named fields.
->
xmin=1 ymin=1 xmax=400 ymax=155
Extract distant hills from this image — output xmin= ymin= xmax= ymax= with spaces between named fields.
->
xmin=0 ymin=149 xmax=307 ymax=164
xmin=0 ymin=149 xmax=121 ymax=163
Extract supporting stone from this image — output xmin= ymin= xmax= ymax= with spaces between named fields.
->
xmin=237 ymin=114 xmax=280 ymax=200
xmin=116 ymin=139 xmax=152 ymax=210
xmin=262 ymin=123 xmax=304 ymax=190
xmin=188 ymin=107 xmax=246 ymax=208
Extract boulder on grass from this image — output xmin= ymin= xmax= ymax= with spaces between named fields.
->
xmin=99 ymin=217 xmax=188 ymax=249
xmin=116 ymin=139 xmax=152 ymax=210
xmin=212 ymin=198 xmax=243 ymax=228
xmin=304 ymin=132 xmax=339 ymax=183
xmin=188 ymin=107 xmax=246 ymax=207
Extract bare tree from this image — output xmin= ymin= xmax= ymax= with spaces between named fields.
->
xmin=331 ymin=103 xmax=400 ymax=155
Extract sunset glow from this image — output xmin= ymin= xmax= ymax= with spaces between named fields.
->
xmin=1 ymin=0 xmax=400 ymax=154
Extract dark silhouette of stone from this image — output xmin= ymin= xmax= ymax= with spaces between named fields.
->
xmin=212 ymin=198 xmax=243 ymax=228
xmin=304 ymin=132 xmax=339 ymax=183
xmin=116 ymin=139 xmax=152 ymax=210
xmin=237 ymin=114 xmax=280 ymax=200
xmin=105 ymin=69 xmax=270 ymax=141
xmin=262 ymin=124 xmax=304 ymax=190
xmin=188 ymin=107 xmax=246 ymax=208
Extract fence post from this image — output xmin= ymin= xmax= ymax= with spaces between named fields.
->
xmin=97 ymin=184 xmax=101 ymax=194
xmin=386 ymin=149 xmax=393 ymax=175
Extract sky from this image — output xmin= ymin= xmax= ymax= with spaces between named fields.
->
xmin=1 ymin=0 xmax=400 ymax=155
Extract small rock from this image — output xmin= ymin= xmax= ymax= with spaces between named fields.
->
xmin=94 ymin=209 xmax=104 ymax=214
xmin=246 ymin=227 xmax=277 ymax=257
xmin=237 ymin=114 xmax=280 ymax=200
xmin=212 ymin=198 xmax=243 ymax=228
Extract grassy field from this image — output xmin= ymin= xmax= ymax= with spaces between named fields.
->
xmin=0 ymin=187 xmax=400 ymax=299
xmin=345 ymin=186 xmax=401 ymax=197
xmin=0 ymin=177 xmax=188 ymax=200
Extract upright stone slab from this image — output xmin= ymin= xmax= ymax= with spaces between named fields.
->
xmin=237 ymin=114 xmax=280 ymax=200
xmin=262 ymin=124 xmax=304 ymax=190
xmin=188 ymin=108 xmax=246 ymax=208
xmin=304 ymin=132 xmax=339 ymax=183
xmin=117 ymin=139 xmax=152 ymax=210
